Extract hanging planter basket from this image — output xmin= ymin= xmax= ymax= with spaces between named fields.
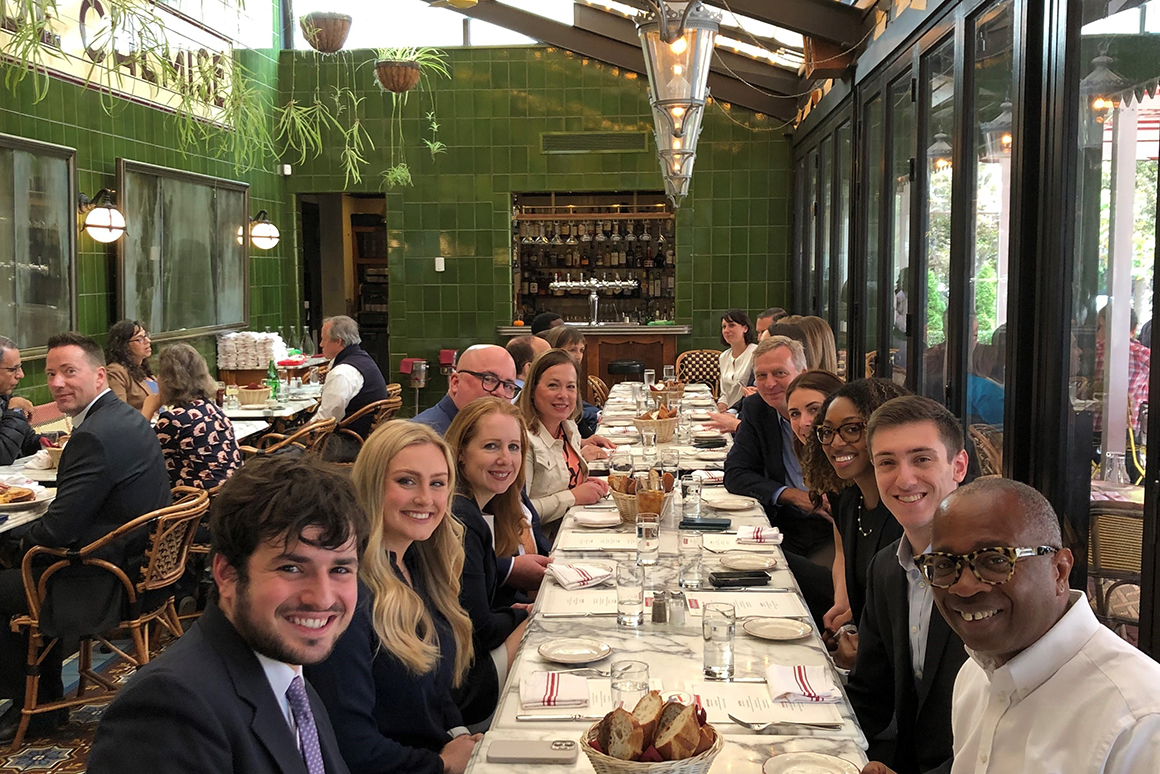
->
xmin=374 ymin=60 xmax=422 ymax=94
xmin=300 ymin=12 xmax=352 ymax=54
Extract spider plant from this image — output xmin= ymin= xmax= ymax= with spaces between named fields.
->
xmin=1 ymin=0 xmax=63 ymax=102
xmin=373 ymin=47 xmax=450 ymax=186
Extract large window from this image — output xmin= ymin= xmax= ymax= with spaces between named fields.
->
xmin=887 ymin=72 xmax=915 ymax=385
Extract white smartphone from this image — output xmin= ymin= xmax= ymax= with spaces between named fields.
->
xmin=486 ymin=739 xmax=579 ymax=764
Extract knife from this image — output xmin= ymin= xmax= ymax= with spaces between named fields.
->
xmin=540 ymin=612 xmax=619 ymax=618
xmin=517 ymin=714 xmax=606 ymax=722
xmin=703 ymin=675 xmax=767 ymax=683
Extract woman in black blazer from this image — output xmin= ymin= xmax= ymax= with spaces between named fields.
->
xmin=446 ymin=397 xmax=533 ymax=727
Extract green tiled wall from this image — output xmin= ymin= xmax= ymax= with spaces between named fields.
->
xmin=282 ymin=46 xmax=792 ymax=409
xmin=3 ymin=2 xmax=296 ymax=404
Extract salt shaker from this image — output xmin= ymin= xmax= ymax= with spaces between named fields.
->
xmin=668 ymin=590 xmax=686 ymax=626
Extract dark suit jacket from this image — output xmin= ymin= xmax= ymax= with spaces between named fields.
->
xmin=0 ymin=394 xmax=40 ymax=466
xmin=723 ymin=393 xmax=831 ymax=555
xmin=88 ymin=603 xmax=350 ymax=774
xmin=845 ymin=539 xmax=967 ymax=774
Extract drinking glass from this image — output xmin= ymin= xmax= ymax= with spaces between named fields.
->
xmin=616 ymin=562 xmax=645 ymax=626
xmin=641 ymin=430 xmax=658 ymax=464
xmin=610 ymin=660 xmax=650 ymax=709
xmin=630 ymin=383 xmax=644 ymax=403
xmin=663 ymin=365 xmax=676 ymax=382
xmin=679 ymin=530 xmax=703 ymax=589
xmin=681 ymin=475 xmax=702 ymax=519
xmin=224 ymin=384 xmax=240 ymax=410
xmin=1103 ymin=451 xmax=1131 ymax=484
xmin=635 ymin=513 xmax=660 ymax=566
xmin=702 ymin=602 xmax=736 ymax=678
xmin=609 ymin=451 xmax=635 ymax=493
xmin=643 ymin=369 xmax=656 ymax=388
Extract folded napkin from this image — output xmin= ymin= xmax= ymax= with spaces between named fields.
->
xmin=22 ymin=450 xmax=54 ymax=470
xmin=766 ymin=664 xmax=843 ymax=703
xmin=548 ymin=562 xmax=614 ymax=590
xmin=737 ymin=526 xmax=783 ymax=545
xmin=0 ymin=473 xmax=44 ymax=492
xmin=691 ymin=470 xmax=724 ymax=485
xmin=572 ymin=510 xmax=623 ymax=528
xmin=520 ymin=671 xmax=590 ymax=709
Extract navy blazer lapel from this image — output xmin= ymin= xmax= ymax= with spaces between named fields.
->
xmin=915 ymin=602 xmax=955 ymax=710
xmin=201 ymin=605 xmax=309 ymax=774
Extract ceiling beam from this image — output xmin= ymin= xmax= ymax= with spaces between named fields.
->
xmin=573 ymin=4 xmax=804 ymax=97
xmin=715 ymin=0 xmax=869 ymax=49
xmin=423 ymin=0 xmax=797 ymax=120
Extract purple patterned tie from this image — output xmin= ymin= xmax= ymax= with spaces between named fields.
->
xmin=285 ymin=675 xmax=326 ymax=774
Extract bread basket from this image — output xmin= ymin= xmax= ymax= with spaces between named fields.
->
xmin=632 ymin=416 xmax=678 ymax=444
xmin=238 ymin=386 xmax=272 ymax=405
xmin=44 ymin=446 xmax=65 ymax=467
xmin=581 ymin=721 xmax=723 ymax=774
xmin=610 ymin=488 xmax=675 ymax=525
xmin=647 ymin=383 xmax=686 ymax=407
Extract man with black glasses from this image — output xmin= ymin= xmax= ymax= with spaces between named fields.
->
xmin=864 ymin=478 xmax=1160 ymax=774
xmin=414 ymin=345 xmax=519 ymax=434
xmin=0 ymin=335 xmax=40 ymax=466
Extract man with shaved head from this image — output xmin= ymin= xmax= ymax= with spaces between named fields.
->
xmin=862 ymin=478 xmax=1160 ymax=774
xmin=414 ymin=344 xmax=519 ymax=434
xmin=507 ymin=335 xmax=550 ymax=390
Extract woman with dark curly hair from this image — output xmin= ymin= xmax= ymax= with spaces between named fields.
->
xmin=105 ymin=319 xmax=161 ymax=418
xmin=803 ymin=378 xmax=909 ymax=663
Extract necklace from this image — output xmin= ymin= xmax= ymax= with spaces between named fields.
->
xmin=856 ymin=491 xmax=874 ymax=537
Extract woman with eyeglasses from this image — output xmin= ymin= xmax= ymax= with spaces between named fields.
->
xmin=105 ymin=320 xmax=161 ymax=419
xmin=803 ymin=378 xmax=909 ymax=665
xmin=518 ymin=349 xmax=610 ymax=531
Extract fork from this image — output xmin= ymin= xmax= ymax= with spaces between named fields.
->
xmin=551 ymin=667 xmax=611 ymax=677
xmin=726 ymin=713 xmax=844 ymax=732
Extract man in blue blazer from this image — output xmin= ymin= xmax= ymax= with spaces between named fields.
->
xmin=89 ymin=456 xmax=368 ymax=774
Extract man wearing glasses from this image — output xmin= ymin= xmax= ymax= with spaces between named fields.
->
xmin=865 ymin=478 xmax=1160 ymax=773
xmin=414 ymin=344 xmax=519 ymax=434
xmin=0 ymin=336 xmax=40 ymax=466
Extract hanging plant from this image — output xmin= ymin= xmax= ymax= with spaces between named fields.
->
xmin=299 ymin=12 xmax=352 ymax=55
xmin=373 ymin=47 xmax=450 ymax=187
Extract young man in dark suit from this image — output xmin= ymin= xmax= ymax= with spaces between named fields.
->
xmin=0 ymin=332 xmax=172 ymax=742
xmin=844 ymin=396 xmax=970 ymax=774
xmin=88 ymin=456 xmax=368 ymax=774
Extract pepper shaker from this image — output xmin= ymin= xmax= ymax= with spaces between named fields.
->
xmin=651 ymin=590 xmax=668 ymax=623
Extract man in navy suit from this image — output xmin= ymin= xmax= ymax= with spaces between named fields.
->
xmin=89 ymin=455 xmax=368 ymax=774
xmin=844 ymin=396 xmax=969 ymax=773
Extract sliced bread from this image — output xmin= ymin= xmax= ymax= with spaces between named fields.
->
xmin=631 ymin=691 xmax=665 ymax=746
xmin=693 ymin=724 xmax=715 ymax=755
xmin=656 ymin=700 xmax=686 ymax=733
xmin=653 ymin=703 xmax=701 ymax=761
xmin=598 ymin=707 xmax=645 ymax=761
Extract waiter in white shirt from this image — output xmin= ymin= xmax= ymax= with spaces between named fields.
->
xmin=864 ymin=477 xmax=1160 ymax=774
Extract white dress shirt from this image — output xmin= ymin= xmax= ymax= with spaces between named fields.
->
xmin=896 ymin=535 xmax=933 ymax=683
xmin=255 ymin=651 xmax=302 ymax=744
xmin=718 ymin=344 xmax=757 ymax=407
xmin=73 ymin=387 xmax=111 ymax=427
xmin=950 ymin=591 xmax=1160 ymax=774
xmin=315 ymin=363 xmax=363 ymax=423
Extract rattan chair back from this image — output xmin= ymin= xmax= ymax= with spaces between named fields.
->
xmin=675 ymin=349 xmax=720 ymax=398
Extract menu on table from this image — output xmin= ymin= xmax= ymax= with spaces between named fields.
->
xmin=684 ymin=591 xmax=808 ymax=618
xmin=702 ymin=533 xmax=781 ymax=553
xmin=539 ymin=587 xmax=620 ymax=616
xmin=518 ymin=678 xmax=665 ymax=717
xmin=690 ymin=682 xmax=844 ymax=725
xmin=556 ymin=531 xmax=638 ymax=552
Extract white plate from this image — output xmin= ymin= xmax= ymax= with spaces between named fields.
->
xmin=0 ymin=487 xmax=55 ymax=513
xmin=573 ymin=513 xmax=623 ymax=528
xmin=690 ymin=412 xmax=712 ymax=421
xmin=538 ymin=638 xmax=612 ymax=665
xmin=603 ymin=419 xmax=634 ymax=427
xmin=693 ymin=430 xmax=722 ymax=439
xmin=696 ymin=450 xmax=727 ymax=461
xmin=701 ymin=493 xmax=755 ymax=511
xmin=762 ymin=753 xmax=859 ymax=774
xmin=743 ymin=617 xmax=812 ymax=641
xmin=721 ymin=552 xmax=777 ymax=571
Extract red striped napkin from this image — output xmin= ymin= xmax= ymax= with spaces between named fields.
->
xmin=765 ymin=664 xmax=842 ymax=703
xmin=737 ymin=526 xmax=783 ymax=545
xmin=519 ymin=671 xmax=590 ymax=709
xmin=547 ymin=562 xmax=613 ymax=590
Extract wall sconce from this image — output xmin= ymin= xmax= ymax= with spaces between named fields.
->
xmin=927 ymin=131 xmax=953 ymax=173
xmin=236 ymin=210 xmax=281 ymax=250
xmin=980 ymin=100 xmax=1013 ymax=162
xmin=78 ymin=189 xmax=126 ymax=243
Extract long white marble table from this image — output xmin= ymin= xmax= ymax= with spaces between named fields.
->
xmin=465 ymin=494 xmax=869 ymax=773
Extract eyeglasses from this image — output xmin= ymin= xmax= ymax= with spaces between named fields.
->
xmin=129 ymin=332 xmax=151 ymax=343
xmin=0 ymin=364 xmax=23 ymax=375
xmin=816 ymin=421 xmax=865 ymax=446
xmin=457 ymin=369 xmax=518 ymax=399
xmin=916 ymin=546 xmax=1060 ymax=588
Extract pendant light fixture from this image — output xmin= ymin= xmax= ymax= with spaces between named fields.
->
xmin=636 ymin=0 xmax=720 ymax=208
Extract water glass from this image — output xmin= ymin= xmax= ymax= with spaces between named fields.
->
xmin=702 ymin=602 xmax=736 ymax=678
xmin=679 ymin=530 xmax=703 ymax=589
xmin=681 ymin=475 xmax=702 ymax=519
xmin=636 ymin=513 xmax=660 ymax=566
xmin=663 ymin=365 xmax=676 ymax=382
xmin=643 ymin=369 xmax=656 ymax=388
xmin=630 ymin=382 xmax=644 ymax=402
xmin=641 ymin=430 xmax=658 ymax=464
xmin=616 ymin=562 xmax=645 ymax=626
xmin=1103 ymin=451 xmax=1131 ymax=484
xmin=610 ymin=660 xmax=650 ymax=709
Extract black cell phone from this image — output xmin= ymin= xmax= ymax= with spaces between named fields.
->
xmin=680 ymin=517 xmax=732 ymax=531
xmin=709 ymin=570 xmax=771 ymax=588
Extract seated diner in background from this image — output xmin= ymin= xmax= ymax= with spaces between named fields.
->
xmin=518 ymin=348 xmax=610 ymax=530
xmin=717 ymin=309 xmax=758 ymax=410
xmin=413 ymin=345 xmax=519 ymax=435
xmin=446 ymin=398 xmax=535 ymax=728
xmin=104 ymin=319 xmax=161 ymax=419
xmin=315 ymin=315 xmax=389 ymax=439
xmin=153 ymin=343 xmax=242 ymax=489
xmin=306 ymin=421 xmax=481 ymax=774
xmin=506 ymin=334 xmax=550 ymax=391
xmin=0 ymin=335 xmax=40 ymax=466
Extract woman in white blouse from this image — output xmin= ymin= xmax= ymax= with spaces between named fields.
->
xmin=717 ymin=309 xmax=758 ymax=410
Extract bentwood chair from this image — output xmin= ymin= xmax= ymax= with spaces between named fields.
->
xmin=1088 ymin=502 xmax=1143 ymax=638
xmin=8 ymin=487 xmax=209 ymax=749
xmin=240 ymin=417 xmax=337 ymax=458
xmin=333 ymin=397 xmax=403 ymax=448
xmin=675 ymin=349 xmax=721 ymax=399
xmin=386 ymin=382 xmax=403 ymax=399
xmin=968 ymin=424 xmax=1004 ymax=477
xmin=588 ymin=375 xmax=610 ymax=408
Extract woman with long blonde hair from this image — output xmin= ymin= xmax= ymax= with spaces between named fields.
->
xmin=446 ymin=397 xmax=534 ymax=727
xmin=306 ymin=421 xmax=481 ymax=774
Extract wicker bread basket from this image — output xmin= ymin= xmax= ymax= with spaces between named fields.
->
xmin=647 ymin=383 xmax=686 ymax=407
xmin=581 ymin=721 xmax=723 ymax=774
xmin=238 ymin=386 xmax=272 ymax=405
xmin=632 ymin=416 xmax=678 ymax=444
xmin=610 ymin=488 xmax=675 ymax=525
